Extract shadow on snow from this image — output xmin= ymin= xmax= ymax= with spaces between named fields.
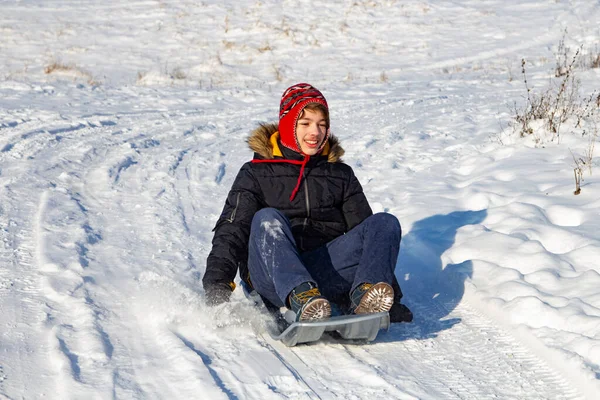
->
xmin=380 ymin=209 xmax=488 ymax=343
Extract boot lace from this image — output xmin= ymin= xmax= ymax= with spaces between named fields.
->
xmin=294 ymin=287 xmax=321 ymax=304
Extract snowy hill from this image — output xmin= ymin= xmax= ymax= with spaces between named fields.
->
xmin=1 ymin=0 xmax=599 ymax=398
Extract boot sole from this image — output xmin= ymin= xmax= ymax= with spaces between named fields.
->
xmin=354 ymin=282 xmax=394 ymax=314
xmin=299 ymin=298 xmax=332 ymax=321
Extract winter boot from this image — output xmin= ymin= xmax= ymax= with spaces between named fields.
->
xmin=288 ymin=282 xmax=331 ymax=322
xmin=350 ymin=282 xmax=394 ymax=314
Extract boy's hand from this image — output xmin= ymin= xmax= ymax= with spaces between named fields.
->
xmin=204 ymin=283 xmax=233 ymax=306
xmin=389 ymin=302 xmax=413 ymax=323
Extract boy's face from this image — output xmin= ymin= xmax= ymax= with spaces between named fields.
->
xmin=295 ymin=108 xmax=327 ymax=156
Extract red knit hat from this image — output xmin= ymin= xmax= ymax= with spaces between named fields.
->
xmin=278 ymin=83 xmax=329 ymax=154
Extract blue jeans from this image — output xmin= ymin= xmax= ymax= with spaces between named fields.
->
xmin=247 ymin=208 xmax=401 ymax=308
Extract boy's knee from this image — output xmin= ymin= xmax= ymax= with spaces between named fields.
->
xmin=371 ymin=212 xmax=401 ymax=234
xmin=253 ymin=207 xmax=280 ymax=221
xmin=251 ymin=208 xmax=287 ymax=230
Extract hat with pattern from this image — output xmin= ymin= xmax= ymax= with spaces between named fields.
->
xmin=278 ymin=83 xmax=329 ymax=153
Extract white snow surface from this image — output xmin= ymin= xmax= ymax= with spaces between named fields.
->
xmin=1 ymin=0 xmax=600 ymax=398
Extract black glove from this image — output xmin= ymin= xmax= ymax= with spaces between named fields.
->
xmin=204 ymin=283 xmax=233 ymax=306
xmin=389 ymin=302 xmax=413 ymax=323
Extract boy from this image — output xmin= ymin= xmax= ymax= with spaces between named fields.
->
xmin=203 ymin=83 xmax=412 ymax=323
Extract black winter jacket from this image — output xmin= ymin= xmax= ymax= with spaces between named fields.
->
xmin=203 ymin=123 xmax=403 ymax=302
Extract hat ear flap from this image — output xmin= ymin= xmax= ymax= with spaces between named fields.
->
xmin=278 ymin=104 xmax=302 ymax=153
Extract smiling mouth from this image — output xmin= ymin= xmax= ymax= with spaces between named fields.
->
xmin=304 ymin=139 xmax=319 ymax=147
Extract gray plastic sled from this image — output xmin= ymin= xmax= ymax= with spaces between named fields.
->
xmin=271 ymin=312 xmax=390 ymax=346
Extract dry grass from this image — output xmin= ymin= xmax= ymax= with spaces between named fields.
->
xmin=584 ymin=133 xmax=596 ymax=176
xmin=272 ymin=65 xmax=283 ymax=82
xmin=44 ymin=61 xmax=98 ymax=85
xmin=136 ymin=71 xmax=147 ymax=82
xmin=44 ymin=61 xmax=73 ymax=75
xmin=569 ymin=120 xmax=597 ymax=195
xmin=593 ymin=55 xmax=600 ymax=69
xmin=585 ymin=46 xmax=600 ymax=69
xmin=222 ymin=40 xmax=236 ymax=50
xmin=258 ymin=42 xmax=273 ymax=53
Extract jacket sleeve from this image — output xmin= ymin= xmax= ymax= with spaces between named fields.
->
xmin=203 ymin=163 xmax=262 ymax=290
xmin=342 ymin=166 xmax=373 ymax=231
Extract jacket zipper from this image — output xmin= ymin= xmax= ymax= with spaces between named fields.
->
xmin=227 ymin=192 xmax=241 ymax=223
xmin=301 ymin=172 xmax=310 ymax=249
xmin=303 ymin=173 xmax=311 ymax=218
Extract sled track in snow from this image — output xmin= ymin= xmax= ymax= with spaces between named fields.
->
xmin=0 ymin=133 xmax=54 ymax=396
xmin=385 ymin=298 xmax=580 ymax=399
xmin=258 ymin=296 xmax=582 ymax=399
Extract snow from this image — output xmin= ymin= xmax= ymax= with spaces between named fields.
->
xmin=1 ymin=0 xmax=600 ymax=398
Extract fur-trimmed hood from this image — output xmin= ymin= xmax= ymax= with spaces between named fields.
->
xmin=247 ymin=123 xmax=344 ymax=162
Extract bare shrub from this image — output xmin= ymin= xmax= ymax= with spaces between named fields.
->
xmin=506 ymin=60 xmax=514 ymax=82
xmin=547 ymin=47 xmax=581 ymax=137
xmin=575 ymin=91 xmax=598 ymax=128
xmin=515 ymin=48 xmax=589 ymax=142
xmin=584 ymin=45 xmax=600 ymax=69
xmin=556 ymin=30 xmax=600 ymax=71
xmin=575 ymin=44 xmax=600 ymax=70
xmin=593 ymin=53 xmax=600 ymax=69
xmin=573 ymin=164 xmax=583 ymax=195
xmin=272 ymin=65 xmax=283 ymax=82
xmin=569 ymin=127 xmax=598 ymax=195
xmin=170 ymin=67 xmax=186 ymax=80
xmin=137 ymin=71 xmax=147 ymax=82
xmin=554 ymin=30 xmax=570 ymax=77
xmin=584 ymin=134 xmax=596 ymax=176
xmin=571 ymin=149 xmax=585 ymax=195
xmin=514 ymin=59 xmax=552 ymax=137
